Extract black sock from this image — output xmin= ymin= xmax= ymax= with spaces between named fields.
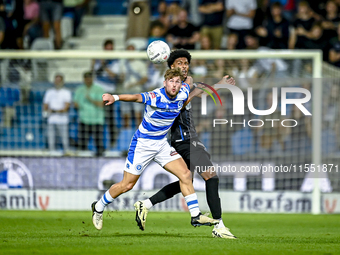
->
xmin=206 ymin=177 xmax=222 ymax=219
xmin=149 ymin=181 xmax=181 ymax=206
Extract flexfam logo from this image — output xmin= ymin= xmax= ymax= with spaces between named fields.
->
xmin=200 ymin=84 xmax=311 ymax=128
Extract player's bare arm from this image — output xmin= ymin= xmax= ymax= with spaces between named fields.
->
xmin=102 ymin=93 xmax=143 ymax=106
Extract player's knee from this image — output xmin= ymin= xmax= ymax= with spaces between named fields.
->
xmin=180 ymin=169 xmax=192 ymax=183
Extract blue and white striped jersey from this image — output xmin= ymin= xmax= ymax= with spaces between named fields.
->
xmin=136 ymin=83 xmax=190 ymax=140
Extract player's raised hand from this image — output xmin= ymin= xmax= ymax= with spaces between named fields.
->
xmin=184 ymin=76 xmax=193 ymax=85
xmin=102 ymin=93 xmax=115 ymax=105
xmin=224 ymin=75 xmax=236 ymax=86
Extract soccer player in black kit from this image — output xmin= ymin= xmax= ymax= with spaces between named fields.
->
xmin=134 ymin=49 xmax=237 ymax=239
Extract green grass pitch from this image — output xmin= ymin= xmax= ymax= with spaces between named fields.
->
xmin=0 ymin=211 xmax=339 ymax=255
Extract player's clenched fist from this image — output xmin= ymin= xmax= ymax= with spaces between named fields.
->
xmin=224 ymin=75 xmax=236 ymax=86
xmin=102 ymin=93 xmax=115 ymax=105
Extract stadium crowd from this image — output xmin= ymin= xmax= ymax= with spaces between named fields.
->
xmin=0 ymin=0 xmax=339 ymax=157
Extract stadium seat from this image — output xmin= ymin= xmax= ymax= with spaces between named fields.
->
xmin=61 ymin=17 xmax=74 ymax=40
xmin=126 ymin=37 xmax=148 ymax=50
xmin=94 ymin=0 xmax=127 ymax=15
xmin=0 ymin=87 xmax=20 ymax=107
xmin=231 ymin=127 xmax=255 ymax=155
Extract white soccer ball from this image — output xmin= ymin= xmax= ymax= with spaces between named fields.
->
xmin=147 ymin=40 xmax=171 ymax=64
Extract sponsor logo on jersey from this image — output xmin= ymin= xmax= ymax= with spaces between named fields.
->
xmin=170 ymin=151 xmax=178 ymax=156
xmin=150 ymin=92 xmax=156 ymax=99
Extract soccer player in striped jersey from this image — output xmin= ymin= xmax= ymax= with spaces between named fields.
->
xmin=134 ymin=49 xmax=237 ymax=239
xmin=91 ymin=68 xmax=219 ymax=230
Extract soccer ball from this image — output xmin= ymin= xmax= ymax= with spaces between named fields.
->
xmin=147 ymin=40 xmax=171 ymax=64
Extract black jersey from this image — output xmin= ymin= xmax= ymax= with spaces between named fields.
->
xmin=170 ymin=102 xmax=199 ymax=143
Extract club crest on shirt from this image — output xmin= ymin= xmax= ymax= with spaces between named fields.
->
xmin=135 ymin=164 xmax=143 ymax=171
xmin=178 ymin=101 xmax=183 ymax=109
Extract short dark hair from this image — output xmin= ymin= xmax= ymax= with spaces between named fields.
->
xmin=271 ymin=2 xmax=282 ymax=8
xmin=167 ymin=49 xmax=191 ymax=68
xmin=83 ymin=71 xmax=93 ymax=78
xmin=55 ymin=73 xmax=64 ymax=80
xmin=103 ymin=39 xmax=114 ymax=48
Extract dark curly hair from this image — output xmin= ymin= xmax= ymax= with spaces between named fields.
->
xmin=167 ymin=49 xmax=192 ymax=68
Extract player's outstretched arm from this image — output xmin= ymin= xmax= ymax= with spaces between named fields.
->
xmin=102 ymin=93 xmax=143 ymax=106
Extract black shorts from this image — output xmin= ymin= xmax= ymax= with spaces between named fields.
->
xmin=171 ymin=138 xmax=213 ymax=172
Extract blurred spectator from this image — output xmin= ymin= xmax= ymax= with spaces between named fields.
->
xmin=92 ymin=39 xmax=120 ymax=93
xmin=39 ymin=0 xmax=62 ymax=49
xmin=289 ymin=1 xmax=315 ymax=49
xmin=148 ymin=20 xmax=167 ymax=45
xmin=166 ymin=9 xmax=200 ymax=49
xmin=329 ymin=23 xmax=340 ymax=67
xmin=0 ymin=87 xmax=19 ymax=128
xmin=17 ymin=0 xmax=41 ymax=49
xmin=226 ymin=0 xmax=257 ymax=49
xmin=74 ymin=71 xmax=105 ymax=156
xmin=167 ymin=1 xmax=180 ymax=27
xmin=303 ymin=22 xmax=329 ymax=60
xmin=155 ymin=1 xmax=170 ymax=30
xmin=191 ymin=35 xmax=211 ymax=78
xmin=145 ymin=61 xmax=167 ymax=91
xmin=0 ymin=16 xmax=4 ymax=48
xmin=0 ymin=0 xmax=23 ymax=49
xmin=253 ymin=0 xmax=270 ymax=30
xmin=256 ymin=91 xmax=287 ymax=154
xmin=244 ymin=34 xmax=288 ymax=78
xmin=256 ymin=2 xmax=290 ymax=49
xmin=198 ymin=0 xmax=224 ymax=49
xmin=63 ymin=0 xmax=89 ymax=37
xmin=119 ymin=44 xmax=147 ymax=128
xmin=91 ymin=38 xmax=120 ymax=148
xmin=43 ymin=73 xmax=71 ymax=153
xmin=231 ymin=59 xmax=258 ymax=88
xmin=182 ymin=0 xmax=202 ymax=26
xmin=269 ymin=0 xmax=296 ymax=23
xmin=321 ymin=0 xmax=340 ymax=39
xmin=226 ymin=33 xmax=238 ymax=50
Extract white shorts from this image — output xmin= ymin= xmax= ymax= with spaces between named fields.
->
xmin=124 ymin=134 xmax=181 ymax=175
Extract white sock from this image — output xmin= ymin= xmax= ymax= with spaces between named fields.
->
xmin=184 ymin=193 xmax=200 ymax=217
xmin=215 ymin=219 xmax=226 ymax=229
xmin=143 ymin=199 xmax=153 ymax=210
xmin=95 ymin=190 xmax=114 ymax=212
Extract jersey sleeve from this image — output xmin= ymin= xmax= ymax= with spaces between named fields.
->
xmin=182 ymin=82 xmax=191 ymax=93
xmin=140 ymin=90 xmax=159 ymax=107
